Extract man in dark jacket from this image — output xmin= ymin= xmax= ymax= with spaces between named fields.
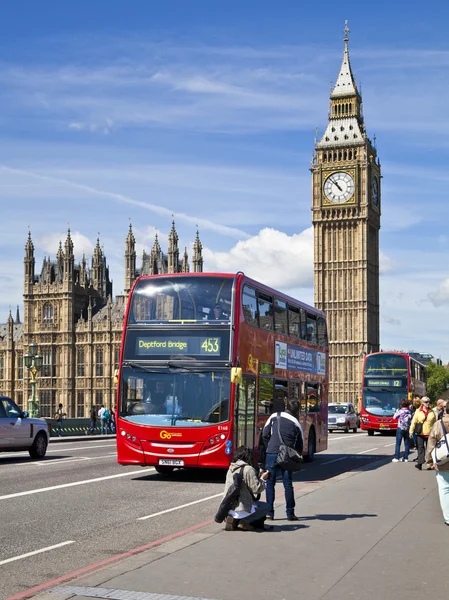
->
xmin=262 ymin=399 xmax=303 ymax=521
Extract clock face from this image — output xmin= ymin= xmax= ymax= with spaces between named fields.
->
xmin=372 ymin=176 xmax=379 ymax=206
xmin=324 ymin=172 xmax=355 ymax=203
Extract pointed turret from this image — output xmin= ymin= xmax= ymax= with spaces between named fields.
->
xmin=192 ymin=229 xmax=203 ymax=273
xmin=56 ymin=241 xmax=64 ymax=263
xmin=92 ymin=237 xmax=104 ymax=297
xmin=63 ymin=228 xmax=74 ymax=282
xmin=124 ymin=223 xmax=136 ymax=296
xmin=15 ymin=305 xmax=21 ymax=324
xmin=181 ymin=247 xmax=189 ymax=273
xmin=331 ymin=21 xmax=358 ymax=99
xmin=317 ymin=21 xmax=365 ymax=149
xmin=24 ymin=230 xmax=35 ymax=288
xmin=168 ymin=220 xmax=179 ymax=273
xmin=80 ymin=253 xmax=88 ymax=287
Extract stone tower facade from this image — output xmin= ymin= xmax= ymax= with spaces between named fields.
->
xmin=311 ymin=24 xmax=381 ymax=403
xmin=0 ymin=223 xmax=203 ymax=418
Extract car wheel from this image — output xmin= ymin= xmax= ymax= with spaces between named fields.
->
xmin=352 ymin=427 xmax=357 ymax=433
xmin=29 ymin=432 xmax=48 ymax=459
xmin=367 ymin=430 xmax=375 ymax=437
xmin=155 ymin=466 xmax=175 ymax=475
xmin=328 ymin=429 xmax=333 ymax=433
xmin=304 ymin=429 xmax=316 ymax=462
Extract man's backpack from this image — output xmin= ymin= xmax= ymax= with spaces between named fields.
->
xmin=103 ymin=409 xmax=110 ymax=420
xmin=214 ymin=466 xmax=245 ymax=523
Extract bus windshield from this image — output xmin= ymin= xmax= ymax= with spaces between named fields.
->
xmin=362 ymin=389 xmax=406 ymax=417
xmin=129 ymin=276 xmax=233 ymax=324
xmin=364 ymin=353 xmax=408 ymax=377
xmin=120 ymin=368 xmax=231 ymax=427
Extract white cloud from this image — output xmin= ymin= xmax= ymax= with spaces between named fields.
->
xmin=203 ymin=227 xmax=314 ymax=289
xmin=428 ymin=279 xmax=449 ymax=307
xmin=379 ymin=251 xmax=394 ymax=273
xmin=36 ymin=231 xmax=94 ymax=261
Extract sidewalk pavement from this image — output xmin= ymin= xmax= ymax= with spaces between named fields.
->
xmin=33 ymin=457 xmax=448 ymax=600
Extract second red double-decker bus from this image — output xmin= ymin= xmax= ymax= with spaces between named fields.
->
xmin=116 ymin=272 xmax=329 ymax=473
xmin=359 ymin=351 xmax=426 ymax=435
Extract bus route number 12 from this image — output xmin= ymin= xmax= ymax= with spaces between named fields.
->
xmin=201 ymin=338 xmax=219 ymax=354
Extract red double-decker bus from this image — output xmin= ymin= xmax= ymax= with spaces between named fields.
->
xmin=116 ymin=273 xmax=329 ymax=473
xmin=359 ymin=351 xmax=427 ymax=436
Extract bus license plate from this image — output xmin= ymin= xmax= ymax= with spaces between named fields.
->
xmin=159 ymin=459 xmax=184 ymax=466
xmin=380 ymin=425 xmax=390 ymax=429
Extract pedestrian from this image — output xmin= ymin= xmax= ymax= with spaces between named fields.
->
xmin=55 ymin=403 xmax=66 ymax=437
xmin=410 ymin=397 xmax=421 ymax=454
xmin=433 ymin=399 xmax=446 ymax=421
xmin=426 ymin=402 xmax=449 ymax=526
xmin=262 ymin=398 xmax=303 ymax=521
xmin=409 ymin=396 xmax=436 ymax=471
xmin=110 ymin=406 xmax=116 ymax=434
xmin=87 ymin=405 xmax=97 ymax=435
xmin=98 ymin=405 xmax=109 ymax=435
xmin=222 ymin=445 xmax=271 ymax=532
xmin=392 ymin=399 xmax=412 ymax=462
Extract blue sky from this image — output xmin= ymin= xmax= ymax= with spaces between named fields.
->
xmin=1 ymin=0 xmax=449 ymax=361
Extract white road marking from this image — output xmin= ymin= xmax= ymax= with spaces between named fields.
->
xmin=138 ymin=493 xmax=223 ymax=521
xmin=320 ymin=457 xmax=347 ymax=466
xmin=0 ymin=468 xmax=155 ymax=501
xmin=0 ymin=444 xmax=116 ymax=459
xmin=35 ymin=455 xmax=114 ymax=466
xmin=357 ymin=448 xmax=379 ymax=454
xmin=328 ymin=435 xmax=362 ymax=441
xmin=384 ymin=443 xmax=396 ymax=447
xmin=0 ymin=541 xmax=75 ymax=566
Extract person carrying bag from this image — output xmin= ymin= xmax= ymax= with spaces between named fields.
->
xmin=426 ymin=404 xmax=449 ymax=526
xmin=409 ymin=397 xmax=436 ymax=470
xmin=276 ymin=412 xmax=303 ymax=472
xmin=262 ymin=399 xmax=304 ymax=521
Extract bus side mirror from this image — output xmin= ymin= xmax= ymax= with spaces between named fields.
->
xmin=231 ymin=367 xmax=242 ymax=385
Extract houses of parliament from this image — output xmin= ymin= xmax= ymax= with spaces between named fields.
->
xmin=0 ymin=23 xmax=381 ymax=411
xmin=0 ymin=223 xmax=203 ymax=418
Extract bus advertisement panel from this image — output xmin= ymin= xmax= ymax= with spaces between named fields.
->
xmin=116 ymin=273 xmax=328 ymax=473
xmin=359 ymin=352 xmax=426 ymax=436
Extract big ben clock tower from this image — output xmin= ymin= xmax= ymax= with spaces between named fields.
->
xmin=311 ymin=22 xmax=381 ymax=404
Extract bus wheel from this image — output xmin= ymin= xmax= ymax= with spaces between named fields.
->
xmin=367 ymin=430 xmax=375 ymax=437
xmin=304 ymin=429 xmax=316 ymax=462
xmin=155 ymin=466 xmax=175 ymax=475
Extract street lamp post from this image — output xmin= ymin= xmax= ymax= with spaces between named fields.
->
xmin=24 ymin=342 xmax=43 ymax=418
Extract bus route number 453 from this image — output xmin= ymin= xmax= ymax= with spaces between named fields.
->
xmin=201 ymin=338 xmax=219 ymax=353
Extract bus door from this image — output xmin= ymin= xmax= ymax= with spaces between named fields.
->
xmin=235 ymin=376 xmax=256 ymax=451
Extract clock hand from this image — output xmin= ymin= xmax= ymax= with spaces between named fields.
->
xmin=329 ymin=177 xmax=343 ymax=192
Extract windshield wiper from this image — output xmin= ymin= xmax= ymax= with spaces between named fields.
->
xmin=122 ymin=361 xmax=148 ymax=371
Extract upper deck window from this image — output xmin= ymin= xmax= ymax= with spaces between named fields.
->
xmin=258 ymin=293 xmax=273 ymax=331
xmin=365 ymin=353 xmax=408 ymax=377
xmin=274 ymin=299 xmax=287 ymax=334
xmin=130 ymin=276 xmax=233 ymax=324
xmin=242 ymin=285 xmax=258 ymax=326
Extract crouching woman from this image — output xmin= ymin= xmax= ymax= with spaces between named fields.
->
xmin=223 ymin=446 xmax=271 ymax=532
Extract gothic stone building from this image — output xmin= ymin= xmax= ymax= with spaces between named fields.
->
xmin=0 ymin=222 xmax=203 ymax=417
xmin=311 ymin=25 xmax=381 ymax=403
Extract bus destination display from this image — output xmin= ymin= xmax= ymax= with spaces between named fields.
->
xmin=136 ymin=336 xmax=221 ymax=356
xmin=365 ymin=379 xmax=406 ymax=388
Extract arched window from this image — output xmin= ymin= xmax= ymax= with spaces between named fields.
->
xmin=43 ymin=304 xmax=54 ymax=322
xmin=95 ymin=348 xmax=104 ymax=377
xmin=77 ymin=348 xmax=85 ymax=377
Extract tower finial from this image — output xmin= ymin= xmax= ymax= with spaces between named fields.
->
xmin=344 ymin=19 xmax=350 ymax=43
